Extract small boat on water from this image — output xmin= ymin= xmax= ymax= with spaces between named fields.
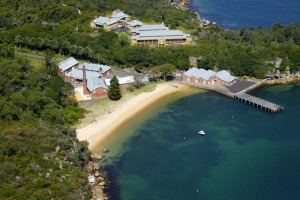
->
xmin=198 ymin=130 xmax=205 ymax=136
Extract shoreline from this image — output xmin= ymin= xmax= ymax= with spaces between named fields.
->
xmin=263 ymin=76 xmax=300 ymax=85
xmin=76 ymin=82 xmax=196 ymax=158
xmin=173 ymin=0 xmax=218 ymax=28
xmin=77 ymin=82 xmax=200 ymax=199
xmin=171 ymin=0 xmax=192 ymax=11
xmin=77 ymin=78 xmax=299 ymax=199
xmin=77 ymin=77 xmax=300 ymax=157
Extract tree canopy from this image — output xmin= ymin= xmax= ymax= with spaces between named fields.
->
xmin=108 ymin=76 xmax=121 ymax=100
xmin=0 ymin=53 xmax=91 ymax=199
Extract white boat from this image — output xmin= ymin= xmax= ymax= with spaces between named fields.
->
xmin=198 ymin=130 xmax=205 ymax=136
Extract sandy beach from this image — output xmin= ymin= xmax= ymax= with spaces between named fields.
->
xmin=76 ymin=82 xmax=194 ymax=157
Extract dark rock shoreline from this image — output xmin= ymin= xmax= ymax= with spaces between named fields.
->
xmin=170 ymin=0 xmax=217 ymax=27
xmin=170 ymin=0 xmax=192 ymax=10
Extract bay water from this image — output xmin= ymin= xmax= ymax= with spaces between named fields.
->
xmin=102 ymin=83 xmax=300 ymax=200
xmin=189 ymin=0 xmax=300 ymax=29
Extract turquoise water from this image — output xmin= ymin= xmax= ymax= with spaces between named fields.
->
xmin=189 ymin=0 xmax=300 ymax=29
xmin=103 ymin=84 xmax=300 ymax=200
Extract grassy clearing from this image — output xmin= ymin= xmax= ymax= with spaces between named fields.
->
xmin=16 ymin=52 xmax=45 ymax=69
xmin=29 ymin=59 xmax=44 ymax=69
xmin=16 ymin=51 xmax=94 ymax=69
xmin=177 ymin=26 xmax=197 ymax=34
xmin=131 ymin=81 xmax=160 ymax=94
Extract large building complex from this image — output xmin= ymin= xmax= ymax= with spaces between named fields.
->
xmin=91 ymin=10 xmax=191 ymax=46
xmin=131 ymin=24 xmax=191 ymax=46
xmin=58 ymin=57 xmax=135 ymax=100
xmin=63 ymin=62 xmax=112 ymax=99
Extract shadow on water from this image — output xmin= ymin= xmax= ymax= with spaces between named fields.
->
xmin=102 ymin=165 xmax=121 ymax=200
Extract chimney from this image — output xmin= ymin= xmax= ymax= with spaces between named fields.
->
xmin=83 ymin=65 xmax=89 ymax=95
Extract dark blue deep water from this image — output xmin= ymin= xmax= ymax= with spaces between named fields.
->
xmin=105 ymin=84 xmax=300 ymax=200
xmin=189 ymin=0 xmax=300 ymax=29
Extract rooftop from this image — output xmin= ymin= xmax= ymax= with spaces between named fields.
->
xmin=139 ymin=24 xmax=169 ymax=31
xmin=87 ymin=76 xmax=108 ymax=92
xmin=184 ymin=67 xmax=236 ymax=82
xmin=92 ymin=16 xmax=118 ymax=26
xmin=65 ymin=68 xmax=99 ymax=80
xmin=58 ymin=57 xmax=78 ymax=72
xmin=132 ymin=30 xmax=190 ymax=41
xmin=127 ymin=20 xmax=143 ymax=27
xmin=202 ymin=69 xmax=215 ymax=80
xmin=183 ymin=67 xmax=199 ymax=77
xmin=65 ymin=68 xmax=108 ymax=92
xmin=78 ymin=63 xmax=111 ymax=73
xmin=105 ymin=76 xmax=134 ymax=86
xmin=112 ymin=11 xmax=129 ymax=21
xmin=132 ymin=24 xmax=169 ymax=33
xmin=215 ymin=70 xmax=236 ymax=83
xmin=139 ymin=30 xmax=187 ymax=37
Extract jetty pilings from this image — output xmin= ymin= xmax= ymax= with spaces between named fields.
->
xmin=178 ymin=80 xmax=284 ymax=114
xmin=233 ymin=92 xmax=284 ymax=113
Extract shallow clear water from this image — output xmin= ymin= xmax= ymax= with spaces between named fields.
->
xmin=189 ymin=0 xmax=300 ymax=29
xmin=103 ymin=83 xmax=300 ymax=200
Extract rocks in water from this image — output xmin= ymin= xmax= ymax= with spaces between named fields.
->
xmin=95 ymin=172 xmax=100 ymax=177
xmin=100 ymin=181 xmax=105 ymax=186
xmin=103 ymin=149 xmax=109 ymax=153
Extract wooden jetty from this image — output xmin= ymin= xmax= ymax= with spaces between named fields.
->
xmin=234 ymin=92 xmax=284 ymax=113
xmin=179 ymin=80 xmax=284 ymax=114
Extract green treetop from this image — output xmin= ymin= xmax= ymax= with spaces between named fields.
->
xmin=108 ymin=75 xmax=121 ymax=100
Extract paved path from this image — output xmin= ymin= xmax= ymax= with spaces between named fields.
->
xmin=179 ymin=81 xmax=233 ymax=98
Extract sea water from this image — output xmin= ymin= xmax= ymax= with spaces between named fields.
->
xmin=103 ymin=83 xmax=300 ymax=200
xmin=189 ymin=0 xmax=300 ymax=29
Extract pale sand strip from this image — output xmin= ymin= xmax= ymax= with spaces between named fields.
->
xmin=76 ymin=83 xmax=192 ymax=156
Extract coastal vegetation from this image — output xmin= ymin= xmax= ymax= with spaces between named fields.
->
xmin=0 ymin=49 xmax=92 ymax=198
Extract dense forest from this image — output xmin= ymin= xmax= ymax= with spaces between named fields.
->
xmin=0 ymin=47 xmax=92 ymax=198
xmin=0 ymin=0 xmax=300 ymax=198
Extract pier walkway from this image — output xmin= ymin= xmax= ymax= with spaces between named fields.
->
xmin=179 ymin=79 xmax=284 ymax=113
xmin=234 ymin=92 xmax=284 ymax=113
